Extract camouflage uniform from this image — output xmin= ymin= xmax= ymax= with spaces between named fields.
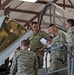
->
xmin=10 ymin=49 xmax=38 ymax=75
xmin=29 ymin=30 xmax=51 ymax=68
xmin=49 ymin=31 xmax=66 ymax=75
xmin=66 ymin=27 xmax=74 ymax=51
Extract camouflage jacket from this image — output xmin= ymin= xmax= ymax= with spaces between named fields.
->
xmin=10 ymin=49 xmax=38 ymax=75
xmin=50 ymin=31 xmax=66 ymax=61
xmin=66 ymin=27 xmax=74 ymax=50
xmin=28 ymin=30 xmax=51 ymax=52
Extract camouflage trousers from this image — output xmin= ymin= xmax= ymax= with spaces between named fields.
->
xmin=37 ymin=54 xmax=44 ymax=68
xmin=48 ymin=58 xmax=63 ymax=75
xmin=32 ymin=49 xmax=44 ymax=68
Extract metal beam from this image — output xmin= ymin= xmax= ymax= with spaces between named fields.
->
xmin=9 ymin=8 xmax=39 ymax=14
xmin=4 ymin=6 xmax=10 ymax=16
xmin=30 ymin=15 xmax=38 ymax=22
xmin=15 ymin=19 xmax=30 ymax=23
xmin=0 ymin=0 xmax=1 ymax=5
xmin=30 ymin=12 xmax=41 ymax=22
xmin=68 ymin=0 xmax=74 ymax=6
xmin=56 ymin=3 xmax=74 ymax=8
xmin=63 ymin=0 xmax=65 ymax=9
xmin=36 ymin=1 xmax=74 ymax=8
xmin=0 ymin=0 xmax=13 ymax=10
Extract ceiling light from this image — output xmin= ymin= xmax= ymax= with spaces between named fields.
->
xmin=19 ymin=0 xmax=37 ymax=2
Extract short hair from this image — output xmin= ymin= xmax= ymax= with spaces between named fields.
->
xmin=21 ymin=40 xmax=30 ymax=46
xmin=48 ymin=23 xmax=55 ymax=28
xmin=67 ymin=19 xmax=74 ymax=27
xmin=31 ymin=21 xmax=38 ymax=26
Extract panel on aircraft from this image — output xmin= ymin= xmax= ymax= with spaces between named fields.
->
xmin=0 ymin=17 xmax=27 ymax=52
xmin=0 ymin=16 xmax=32 ymax=66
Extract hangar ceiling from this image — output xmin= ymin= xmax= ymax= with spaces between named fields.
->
xmin=0 ymin=0 xmax=74 ymax=28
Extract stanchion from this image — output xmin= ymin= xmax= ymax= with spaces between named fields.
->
xmin=45 ymin=45 xmax=67 ymax=75
xmin=67 ymin=46 xmax=71 ymax=75
xmin=71 ymin=50 xmax=74 ymax=75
